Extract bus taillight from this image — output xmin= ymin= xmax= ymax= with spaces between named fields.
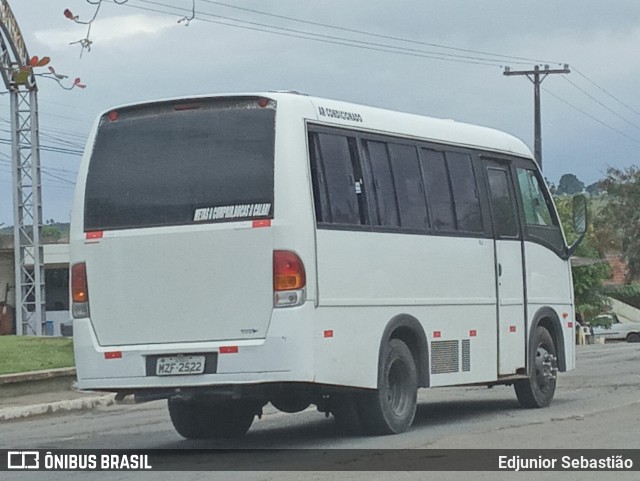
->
xmin=273 ymin=250 xmax=306 ymax=308
xmin=71 ymin=262 xmax=90 ymax=318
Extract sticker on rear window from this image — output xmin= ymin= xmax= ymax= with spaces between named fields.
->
xmin=193 ymin=203 xmax=272 ymax=222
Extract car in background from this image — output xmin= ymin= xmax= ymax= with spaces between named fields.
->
xmin=591 ymin=314 xmax=640 ymax=343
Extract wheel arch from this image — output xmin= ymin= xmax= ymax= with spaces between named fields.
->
xmin=377 ymin=315 xmax=429 ymax=388
xmin=529 ymin=307 xmax=567 ymax=372
xmin=626 ymin=331 xmax=640 ymax=343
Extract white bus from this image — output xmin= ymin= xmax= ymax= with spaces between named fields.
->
xmin=71 ymin=92 xmax=586 ymax=438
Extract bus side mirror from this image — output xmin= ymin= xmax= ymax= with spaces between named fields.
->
xmin=567 ymin=195 xmax=587 ymax=257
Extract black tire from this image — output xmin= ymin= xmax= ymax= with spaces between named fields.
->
xmin=168 ymin=398 xmax=256 ymax=439
xmin=357 ymin=339 xmax=417 ymax=435
xmin=514 ymin=326 xmax=557 ymax=408
xmin=627 ymin=333 xmax=640 ymax=343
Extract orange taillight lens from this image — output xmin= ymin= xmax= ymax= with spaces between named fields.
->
xmin=71 ymin=262 xmax=89 ymax=303
xmin=273 ymin=250 xmax=305 ymax=291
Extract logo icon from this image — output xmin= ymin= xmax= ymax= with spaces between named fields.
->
xmin=7 ymin=451 xmax=39 ymax=470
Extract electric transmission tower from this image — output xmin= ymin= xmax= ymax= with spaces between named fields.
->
xmin=0 ymin=0 xmax=45 ymax=335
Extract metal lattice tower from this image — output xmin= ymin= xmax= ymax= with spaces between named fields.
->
xmin=0 ymin=0 xmax=45 ymax=335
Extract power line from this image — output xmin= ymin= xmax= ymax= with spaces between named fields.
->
xmin=0 ymin=116 xmax=88 ymax=145
xmin=0 ymin=158 xmax=77 ymax=183
xmin=199 ymin=0 xmax=562 ymax=66
xmin=0 ymin=138 xmax=83 ymax=156
xmin=106 ymin=0 xmax=510 ymax=67
xmin=542 ymin=86 xmax=640 ymax=145
xmin=562 ymin=76 xmax=640 ymax=132
xmin=69 ymin=0 xmax=640 ymax=165
xmin=41 ymin=170 xmax=76 ymax=185
xmin=0 ymin=127 xmax=84 ymax=150
xmin=0 ymin=170 xmax=75 ymax=189
xmin=571 ymin=66 xmax=640 ymax=119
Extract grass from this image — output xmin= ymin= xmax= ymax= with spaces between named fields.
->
xmin=0 ymin=336 xmax=74 ymax=375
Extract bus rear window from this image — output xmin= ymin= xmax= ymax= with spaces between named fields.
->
xmin=84 ymin=97 xmax=275 ymax=231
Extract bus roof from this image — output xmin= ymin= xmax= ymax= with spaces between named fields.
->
xmin=99 ymin=91 xmax=534 ymax=159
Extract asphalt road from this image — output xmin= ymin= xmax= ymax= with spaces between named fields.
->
xmin=2 ymin=342 xmax=639 ymax=481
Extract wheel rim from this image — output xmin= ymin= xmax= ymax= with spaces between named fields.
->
xmin=387 ymin=359 xmax=411 ymax=416
xmin=534 ymin=343 xmax=556 ymax=394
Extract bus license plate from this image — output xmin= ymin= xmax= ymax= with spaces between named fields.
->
xmin=156 ymin=355 xmax=205 ymax=376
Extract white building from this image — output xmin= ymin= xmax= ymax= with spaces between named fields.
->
xmin=0 ymin=237 xmax=70 ymax=336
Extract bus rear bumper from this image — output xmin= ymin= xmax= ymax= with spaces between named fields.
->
xmin=72 ymin=308 xmax=315 ymax=391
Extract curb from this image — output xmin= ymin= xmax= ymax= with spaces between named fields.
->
xmin=0 ymin=367 xmax=77 ymax=385
xmin=0 ymin=368 xmax=77 ymax=399
xmin=0 ymin=368 xmax=117 ymax=422
xmin=0 ymin=394 xmax=116 ymax=422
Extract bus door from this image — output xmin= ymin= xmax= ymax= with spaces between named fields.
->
xmin=484 ymin=159 xmax=526 ymax=375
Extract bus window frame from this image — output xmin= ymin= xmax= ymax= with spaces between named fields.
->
xmin=307 ymin=122 xmax=494 ymax=240
xmin=510 ymin=157 xmax=567 ymax=259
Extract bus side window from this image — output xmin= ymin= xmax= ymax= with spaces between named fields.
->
xmin=388 ymin=143 xmax=429 ymax=230
xmin=421 ymin=148 xmax=483 ymax=234
xmin=362 ymin=140 xmax=400 ymax=228
xmin=446 ymin=152 xmax=483 ymax=233
xmin=309 ymin=133 xmax=331 ymax=223
xmin=487 ymin=168 xmax=519 ymax=238
xmin=515 ymin=167 xmax=564 ymax=254
xmin=309 ymin=131 xmax=365 ymax=226
xmin=516 ymin=168 xmax=556 ymax=226
xmin=421 ymin=148 xmax=456 ymax=232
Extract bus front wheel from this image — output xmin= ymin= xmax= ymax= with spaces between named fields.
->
xmin=358 ymin=338 xmax=417 ymax=435
xmin=168 ymin=398 xmax=256 ymax=439
xmin=514 ymin=326 xmax=558 ymax=408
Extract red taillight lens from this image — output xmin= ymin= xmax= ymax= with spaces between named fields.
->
xmin=71 ymin=262 xmax=89 ymax=303
xmin=273 ymin=250 xmax=305 ymax=291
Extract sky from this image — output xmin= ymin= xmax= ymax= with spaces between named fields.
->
xmin=1 ymin=0 xmax=640 ymax=226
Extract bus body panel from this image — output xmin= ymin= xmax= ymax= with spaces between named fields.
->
xmin=524 ymin=242 xmax=573 ymax=307
xmin=312 ymin=304 xmax=499 ymax=389
xmin=83 ymin=224 xmax=273 ymax=346
xmin=73 ymin=302 xmax=316 ymax=389
xmin=315 ymin=230 xmax=495 ymax=307
xmin=495 ymin=238 xmax=526 ymax=375
xmin=524 ymin=241 xmax=575 ymax=371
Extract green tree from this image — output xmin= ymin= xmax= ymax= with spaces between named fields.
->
xmin=556 ymin=173 xmax=585 ymax=195
xmin=585 ymin=181 xmax=602 ymax=196
xmin=597 ymin=166 xmax=640 ymax=282
xmin=42 ymin=220 xmax=62 ymax=242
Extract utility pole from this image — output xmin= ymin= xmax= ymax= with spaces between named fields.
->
xmin=504 ymin=64 xmax=570 ymax=171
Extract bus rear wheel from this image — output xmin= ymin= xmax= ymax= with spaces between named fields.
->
xmin=168 ymin=398 xmax=257 ymax=439
xmin=358 ymin=338 xmax=417 ymax=435
xmin=514 ymin=326 xmax=557 ymax=408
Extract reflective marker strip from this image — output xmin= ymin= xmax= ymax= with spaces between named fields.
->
xmin=509 ymin=325 xmax=517 ymax=333
xmin=86 ymin=231 xmax=103 ymax=240
xmin=324 ymin=330 xmax=333 ymax=338
xmin=562 ymin=312 xmax=569 ymax=319
xmin=568 ymin=322 xmax=574 ymax=328
xmin=469 ymin=330 xmax=477 ymax=337
xmin=219 ymin=346 xmax=238 ymax=354
xmin=104 ymin=351 xmax=122 ymax=359
xmin=252 ymin=219 xmax=271 ymax=228
xmin=433 ymin=331 xmax=441 ymax=338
